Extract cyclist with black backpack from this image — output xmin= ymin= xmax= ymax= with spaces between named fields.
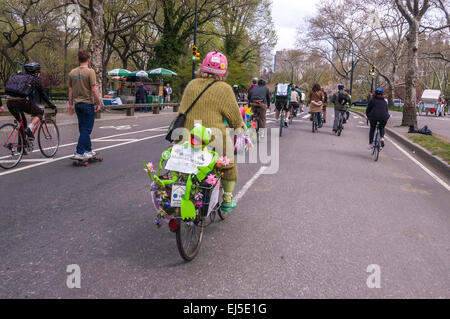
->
xmin=5 ymin=62 xmax=57 ymax=140
xmin=272 ymin=83 xmax=291 ymax=127
xmin=330 ymin=84 xmax=351 ymax=133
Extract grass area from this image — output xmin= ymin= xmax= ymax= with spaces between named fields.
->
xmin=407 ymin=134 xmax=450 ymax=164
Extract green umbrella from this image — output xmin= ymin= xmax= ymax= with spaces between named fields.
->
xmin=147 ymin=68 xmax=177 ymax=77
xmin=105 ymin=68 xmax=131 ymax=76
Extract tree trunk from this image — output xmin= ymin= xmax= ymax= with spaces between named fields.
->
xmin=401 ymin=21 xmax=419 ymax=127
xmin=89 ymin=0 xmax=105 ymax=98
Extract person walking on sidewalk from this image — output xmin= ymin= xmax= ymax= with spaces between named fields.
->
xmin=68 ymin=50 xmax=102 ymax=160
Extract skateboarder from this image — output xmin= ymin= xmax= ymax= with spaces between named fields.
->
xmin=68 ymin=50 xmax=102 ymax=160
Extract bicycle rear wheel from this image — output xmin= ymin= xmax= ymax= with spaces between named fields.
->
xmin=279 ymin=112 xmax=284 ymax=137
xmin=337 ymin=116 xmax=343 ymax=136
xmin=312 ymin=113 xmax=317 ymax=133
xmin=373 ymin=130 xmax=380 ymax=161
xmin=0 ymin=123 xmax=24 ymax=169
xmin=176 ymin=217 xmax=205 ymax=261
xmin=38 ymin=119 xmax=60 ymax=158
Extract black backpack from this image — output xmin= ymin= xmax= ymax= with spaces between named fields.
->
xmin=338 ymin=91 xmax=348 ymax=105
xmin=5 ymin=73 xmax=35 ymax=98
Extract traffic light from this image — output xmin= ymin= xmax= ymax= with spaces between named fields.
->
xmin=195 ymin=52 xmax=200 ymax=61
xmin=370 ymin=66 xmax=376 ymax=77
xmin=192 ymin=45 xmax=198 ymax=61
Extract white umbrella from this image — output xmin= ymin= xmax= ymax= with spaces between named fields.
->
xmin=133 ymin=70 xmax=149 ymax=78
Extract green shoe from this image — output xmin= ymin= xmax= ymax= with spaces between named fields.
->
xmin=221 ymin=201 xmax=237 ymax=212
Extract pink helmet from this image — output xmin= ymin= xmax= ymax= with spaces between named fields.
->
xmin=201 ymin=50 xmax=228 ymax=76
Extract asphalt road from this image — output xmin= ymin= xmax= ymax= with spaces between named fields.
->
xmin=0 ymin=109 xmax=449 ymax=298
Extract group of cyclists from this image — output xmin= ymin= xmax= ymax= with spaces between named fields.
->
xmin=2 ymin=49 xmax=390 ymax=214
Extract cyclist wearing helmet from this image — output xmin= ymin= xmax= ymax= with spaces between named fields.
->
xmin=5 ymin=62 xmax=56 ymax=140
xmin=178 ymin=49 xmax=246 ymax=213
xmin=247 ymin=77 xmax=258 ymax=95
xmin=232 ymin=84 xmax=240 ymax=102
xmin=366 ymin=88 xmax=390 ymax=149
xmin=248 ymin=78 xmax=271 ymax=138
xmin=330 ymin=84 xmax=351 ymax=133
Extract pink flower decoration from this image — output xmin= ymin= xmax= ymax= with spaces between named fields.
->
xmin=194 ymin=192 xmax=203 ymax=201
xmin=146 ymin=162 xmax=154 ymax=172
xmin=206 ymin=174 xmax=218 ymax=185
xmin=217 ymin=156 xmax=230 ymax=168
xmin=195 ymin=201 xmax=203 ymax=208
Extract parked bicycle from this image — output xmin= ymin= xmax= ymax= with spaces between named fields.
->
xmin=0 ymin=111 xmax=59 ymax=169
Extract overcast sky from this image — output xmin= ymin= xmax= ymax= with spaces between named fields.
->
xmin=271 ymin=0 xmax=320 ymax=52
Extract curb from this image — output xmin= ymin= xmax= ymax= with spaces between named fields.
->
xmin=351 ymin=110 xmax=450 ymax=181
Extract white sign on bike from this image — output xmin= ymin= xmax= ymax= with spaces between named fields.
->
xmin=207 ymin=180 xmax=221 ymax=216
xmin=171 ymin=184 xmax=185 ymax=208
xmin=165 ymin=144 xmax=213 ymax=174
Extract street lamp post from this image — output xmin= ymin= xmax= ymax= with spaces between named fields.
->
xmin=192 ymin=0 xmax=198 ymax=80
xmin=349 ymin=44 xmax=354 ymax=96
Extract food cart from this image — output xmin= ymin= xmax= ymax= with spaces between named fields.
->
xmin=104 ymin=67 xmax=177 ymax=106
xmin=418 ymin=89 xmax=446 ymax=117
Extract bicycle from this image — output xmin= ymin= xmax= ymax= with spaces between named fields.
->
xmin=174 ymin=175 xmax=224 ymax=261
xmin=0 ymin=111 xmax=59 ymax=169
xmin=249 ymin=100 xmax=263 ymax=143
xmin=335 ymin=110 xmax=345 ymax=136
xmin=371 ymin=121 xmax=383 ymax=162
xmin=146 ymin=142 xmax=229 ymax=261
xmin=288 ymin=104 xmax=298 ymax=125
xmin=279 ymin=104 xmax=288 ymax=137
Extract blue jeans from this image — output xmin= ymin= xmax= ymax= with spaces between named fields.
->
xmin=75 ymin=103 xmax=95 ymax=155
xmin=137 ymin=98 xmax=147 ymax=112
xmin=313 ymin=112 xmax=322 ymax=125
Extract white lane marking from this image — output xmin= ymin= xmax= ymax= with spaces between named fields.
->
xmin=17 ymin=159 xmax=53 ymax=163
xmin=0 ymin=125 xmax=169 ymax=159
xmin=95 ymin=126 xmax=168 ymax=140
xmin=357 ymin=125 xmax=369 ymax=128
xmin=92 ymin=138 xmax=138 ymax=142
xmin=386 ymin=137 xmax=450 ymax=192
xmin=0 ymin=133 xmax=166 ymax=177
xmin=302 ymin=114 xmax=311 ymax=119
xmin=234 ymin=166 xmax=267 ymax=204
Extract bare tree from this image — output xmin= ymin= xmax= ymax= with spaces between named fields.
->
xmin=71 ymin=0 xmax=155 ymax=96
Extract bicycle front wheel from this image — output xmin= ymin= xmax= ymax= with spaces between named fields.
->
xmin=0 ymin=123 xmax=24 ymax=169
xmin=38 ymin=119 xmax=60 ymax=158
xmin=176 ymin=217 xmax=205 ymax=261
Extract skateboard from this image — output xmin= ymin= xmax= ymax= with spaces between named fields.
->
xmin=71 ymin=153 xmax=104 ymax=167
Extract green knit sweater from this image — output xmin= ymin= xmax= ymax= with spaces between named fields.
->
xmin=179 ymin=78 xmax=245 ymax=180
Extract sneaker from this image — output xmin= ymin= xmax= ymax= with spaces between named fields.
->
xmin=25 ymin=127 xmax=34 ymax=140
xmin=380 ymin=138 xmax=385 ymax=147
xmin=284 ymin=121 xmax=288 ymax=127
xmin=72 ymin=152 xmax=85 ymax=160
xmin=85 ymin=151 xmax=97 ymax=158
xmin=221 ymin=201 xmax=237 ymax=213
